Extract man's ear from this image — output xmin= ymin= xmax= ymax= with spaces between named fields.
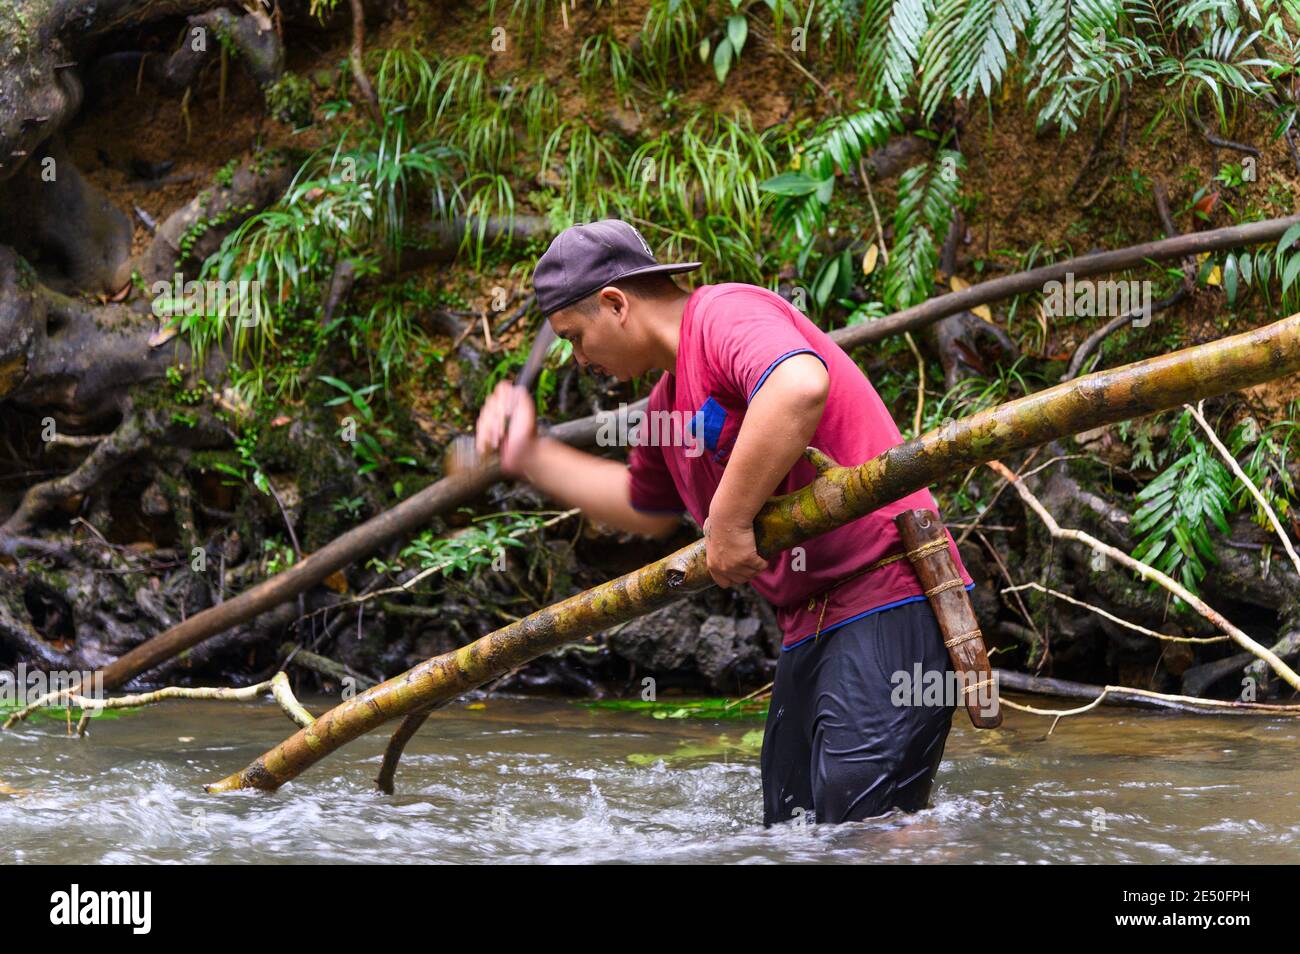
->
xmin=612 ymin=288 xmax=630 ymax=327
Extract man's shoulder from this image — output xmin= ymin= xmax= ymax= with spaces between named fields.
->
xmin=696 ymin=282 xmax=794 ymax=318
xmin=691 ymin=283 xmax=802 ymax=348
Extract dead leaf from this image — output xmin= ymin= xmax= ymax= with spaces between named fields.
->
xmin=109 ymin=281 xmax=132 ymax=303
xmin=148 ymin=322 xmax=179 ymax=348
xmin=1192 ymin=190 xmax=1220 ymax=217
xmin=949 ymin=275 xmax=971 ymax=293
xmin=862 ymin=243 xmax=879 ymax=277
xmin=270 ymin=415 xmax=292 ymax=427
xmin=323 ymin=570 xmax=348 ymax=594
xmin=972 ymin=304 xmax=994 ymax=323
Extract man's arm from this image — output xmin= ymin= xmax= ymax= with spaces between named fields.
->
xmin=705 ymin=352 xmax=830 ymax=587
xmin=474 ymin=380 xmax=679 ymax=540
xmin=520 ymin=437 xmax=680 ymax=540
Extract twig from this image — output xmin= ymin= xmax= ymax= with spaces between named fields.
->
xmin=320 ymin=508 xmax=581 ymax=614
xmin=955 ymin=446 xmax=1043 ymax=548
xmin=1001 ymin=581 xmax=1229 ymax=644
xmin=975 ymin=529 xmax=1042 ymax=645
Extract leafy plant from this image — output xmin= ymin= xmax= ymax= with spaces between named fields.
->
xmin=1131 ymin=408 xmax=1236 ymax=599
xmin=1213 ymin=218 xmax=1300 ymax=310
xmin=760 ymin=107 xmax=901 ymax=273
xmin=1228 ymin=406 xmax=1300 ymax=531
xmin=881 ymin=150 xmax=965 ymax=311
xmin=372 ymin=510 xmax=560 ymax=579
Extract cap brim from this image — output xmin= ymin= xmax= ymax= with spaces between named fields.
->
xmin=540 ymin=262 xmax=703 ymax=317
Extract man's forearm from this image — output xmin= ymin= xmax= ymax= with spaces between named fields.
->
xmin=520 ymin=437 xmax=677 ymax=538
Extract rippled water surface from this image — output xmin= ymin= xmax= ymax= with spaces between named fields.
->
xmin=2 ymin=694 xmax=1297 ymax=863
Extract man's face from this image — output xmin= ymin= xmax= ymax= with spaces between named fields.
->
xmin=547 ymin=288 xmax=645 ymax=382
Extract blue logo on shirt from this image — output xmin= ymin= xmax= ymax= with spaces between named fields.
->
xmin=690 ymin=396 xmax=728 ymax=457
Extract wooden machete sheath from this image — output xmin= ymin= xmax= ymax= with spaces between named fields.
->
xmin=893 ymin=508 xmax=1001 ymax=728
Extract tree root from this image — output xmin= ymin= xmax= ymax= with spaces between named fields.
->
xmin=347 ymin=0 xmax=382 ymax=125
xmin=1 ymin=407 xmax=163 ymax=536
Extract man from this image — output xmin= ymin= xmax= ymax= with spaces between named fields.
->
xmin=475 ymin=219 xmax=974 ymax=826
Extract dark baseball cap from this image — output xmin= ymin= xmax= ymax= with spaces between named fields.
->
xmin=533 ymin=219 xmax=701 ymax=318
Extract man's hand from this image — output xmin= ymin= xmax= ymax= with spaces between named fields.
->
xmin=475 ymin=380 xmax=537 ymax=477
xmin=703 ymin=515 xmax=769 ymax=588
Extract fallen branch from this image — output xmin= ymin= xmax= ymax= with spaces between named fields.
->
xmin=2 ymin=410 xmax=160 ymax=536
xmin=986 ymin=459 xmax=1300 ymax=692
xmin=995 ymin=669 xmax=1299 ymax=718
xmin=205 ymin=308 xmax=1300 ymax=792
xmin=2 ymin=671 xmax=313 ymax=734
xmin=279 ymin=642 xmax=377 ymax=691
xmin=839 ymin=214 xmax=1299 ymax=351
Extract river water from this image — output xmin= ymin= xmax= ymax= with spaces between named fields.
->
xmin=2 ymin=694 xmax=1297 ymax=863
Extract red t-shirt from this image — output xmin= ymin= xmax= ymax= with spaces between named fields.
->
xmin=627 ymin=282 xmax=974 ymax=651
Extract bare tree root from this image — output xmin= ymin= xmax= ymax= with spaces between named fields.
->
xmin=150 ymin=8 xmax=285 ymax=96
xmin=1 ymin=407 xmax=163 ymax=536
xmin=0 ymin=596 xmax=79 ymax=669
xmin=131 ymin=153 xmax=298 ymax=290
xmin=0 ymin=138 xmax=133 ymax=294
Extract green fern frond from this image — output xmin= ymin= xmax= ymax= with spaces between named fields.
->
xmin=953 ymin=0 xmax=1033 ymax=99
xmin=859 ymin=0 xmax=932 ymax=107
xmin=1131 ymin=409 xmax=1237 ymax=600
xmin=882 ymin=150 xmax=964 ymax=309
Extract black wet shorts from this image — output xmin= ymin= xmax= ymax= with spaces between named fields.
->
xmin=760 ymin=598 xmax=956 ymax=827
